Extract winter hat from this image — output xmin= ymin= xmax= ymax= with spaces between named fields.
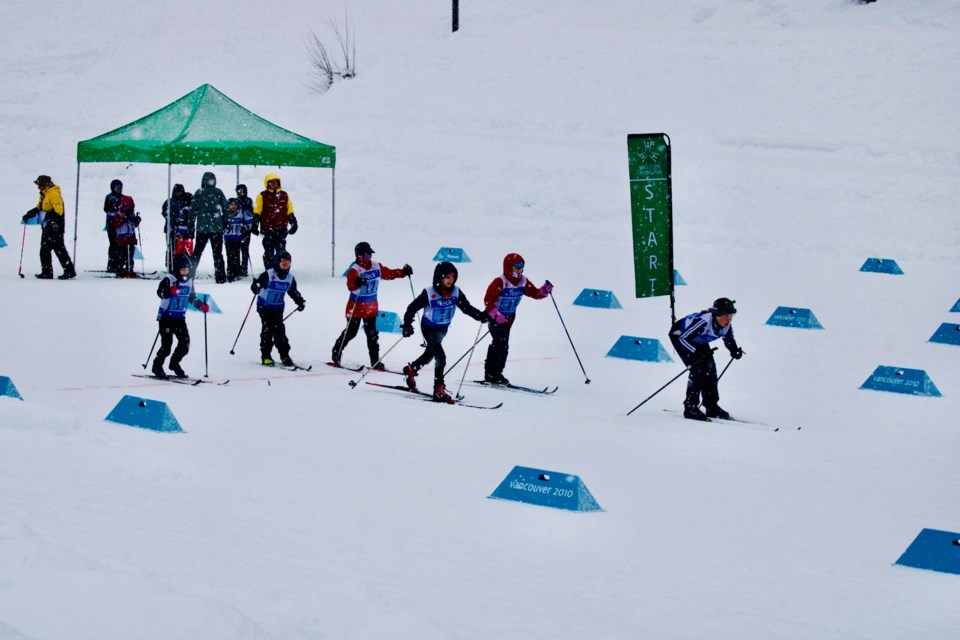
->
xmin=236 ymin=184 xmax=247 ymax=196
xmin=173 ymin=253 xmax=193 ymax=276
xmin=712 ymin=298 xmax=737 ymax=315
xmin=172 ymin=183 xmax=185 ymax=195
xmin=354 ymin=241 xmax=374 ymax=256
xmin=432 ymin=261 xmax=458 ymax=289
xmin=276 ymin=250 xmax=292 ymax=263
xmin=274 ymin=250 xmax=292 ymax=276
xmin=34 ymin=175 xmax=53 ymax=188
xmin=110 ymin=179 xmax=123 ymax=193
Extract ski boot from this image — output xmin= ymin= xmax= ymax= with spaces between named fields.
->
xmin=280 ymin=355 xmax=295 ymax=367
xmin=402 ymin=363 xmax=419 ymax=392
xmin=432 ymin=383 xmax=456 ymax=404
xmin=705 ymin=405 xmax=731 ymax=420
xmin=262 ymin=356 xmax=275 ymax=366
xmin=683 ymin=404 xmax=709 ymax=421
xmin=484 ymin=372 xmax=509 ymax=385
xmin=151 ymin=359 xmax=168 ymax=379
xmin=169 ymin=361 xmax=188 ymax=379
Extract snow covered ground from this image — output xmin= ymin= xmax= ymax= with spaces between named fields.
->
xmin=1 ymin=1 xmax=959 ymax=638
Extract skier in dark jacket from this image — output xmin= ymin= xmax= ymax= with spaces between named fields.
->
xmin=103 ymin=179 xmax=123 ymax=273
xmin=161 ymin=184 xmax=193 ymax=270
xmin=250 ymin=250 xmax=306 ymax=367
xmin=224 ymin=198 xmax=252 ymax=281
xmin=234 ymin=184 xmax=254 ymax=276
xmin=668 ymin=297 xmax=744 ymax=421
xmin=21 ymin=175 xmax=76 ymax=280
xmin=401 ymin=261 xmax=486 ymax=403
xmin=152 ymin=253 xmax=209 ymax=379
xmin=191 ymin=171 xmax=229 ymax=283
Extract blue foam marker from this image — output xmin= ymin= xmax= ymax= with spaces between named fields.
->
xmin=950 ymin=298 xmax=960 ymax=313
xmin=133 ymin=246 xmax=143 ymax=260
xmin=606 ymin=336 xmax=673 ymax=362
xmin=673 ymin=269 xmax=686 ymax=286
xmin=188 ymin=293 xmax=222 ymax=314
xmin=488 ymin=466 xmax=602 ymax=512
xmin=859 ymin=366 xmax=941 ymax=397
xmin=342 ymin=261 xmax=355 ymax=277
xmin=895 ymin=529 xmax=960 ymax=575
xmin=572 ymin=289 xmax=622 ymax=309
xmin=929 ymin=323 xmax=960 ymax=346
xmin=0 ymin=235 xmax=7 ymax=248
xmin=859 ymin=258 xmax=904 ymax=274
xmin=104 ymin=395 xmax=183 ymax=433
xmin=765 ymin=306 xmax=824 ymax=329
xmin=432 ymin=247 xmax=471 ymax=263
xmin=0 ymin=376 xmax=24 ymax=400
xmin=376 ymin=310 xmax=402 ymax=334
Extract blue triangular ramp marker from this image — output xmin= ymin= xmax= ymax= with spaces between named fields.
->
xmin=432 ymin=247 xmax=471 ymax=263
xmin=133 ymin=246 xmax=143 ymax=260
xmin=673 ymin=269 xmax=686 ymax=286
xmin=188 ymin=292 xmax=222 ymax=314
xmin=0 ymin=376 xmax=24 ymax=400
xmin=573 ymin=289 xmax=622 ymax=309
xmin=0 ymin=235 xmax=7 ymax=248
xmin=860 ymin=258 xmax=904 ymax=274
xmin=950 ymin=298 xmax=960 ymax=313
xmin=488 ymin=466 xmax=602 ymax=512
xmin=765 ymin=306 xmax=824 ymax=329
xmin=895 ymin=529 xmax=960 ymax=575
xmin=342 ymin=261 xmax=355 ymax=277
xmin=105 ymin=395 xmax=184 ymax=433
xmin=606 ymin=336 xmax=673 ymax=362
xmin=859 ymin=366 xmax=941 ymax=397
xmin=376 ymin=310 xmax=402 ymax=333
xmin=929 ymin=323 xmax=960 ymax=346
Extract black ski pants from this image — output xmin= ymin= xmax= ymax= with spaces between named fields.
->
xmin=193 ymin=232 xmax=226 ymax=283
xmin=156 ymin=317 xmax=190 ymax=366
xmin=261 ymin=229 xmax=288 ymax=270
xmin=259 ymin=308 xmax=291 ymax=360
xmin=484 ymin=320 xmax=513 ymax=377
xmin=410 ymin=325 xmax=449 ymax=385
xmin=225 ymin=240 xmax=243 ymax=281
xmin=332 ymin=317 xmax=379 ymax=365
xmin=669 ymin=336 xmax=720 ymax=410
xmin=38 ymin=221 xmax=74 ymax=277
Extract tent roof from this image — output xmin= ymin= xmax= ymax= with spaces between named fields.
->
xmin=76 ymin=84 xmax=335 ymax=168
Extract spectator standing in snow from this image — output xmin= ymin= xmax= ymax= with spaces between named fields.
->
xmin=251 ymin=173 xmax=298 ymax=270
xmin=234 ymin=184 xmax=254 ymax=276
xmin=482 ymin=253 xmax=552 ymax=385
xmin=224 ymin=198 xmax=252 ymax=282
xmin=161 ymin=184 xmax=193 ymax=270
xmin=102 ymin=179 xmax=123 ymax=273
xmin=668 ymin=297 xmax=744 ymax=421
xmin=21 ymin=175 xmax=76 ymax=280
xmin=110 ymin=185 xmax=140 ymax=278
xmin=191 ymin=171 xmax=229 ymax=283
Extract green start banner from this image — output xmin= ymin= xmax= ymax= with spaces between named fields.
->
xmin=627 ymin=133 xmax=673 ymax=298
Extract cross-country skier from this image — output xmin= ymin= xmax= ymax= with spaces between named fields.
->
xmin=250 ymin=250 xmax=306 ymax=367
xmin=152 ymin=253 xmax=209 ymax=379
xmin=330 ymin=241 xmax=412 ymax=369
xmin=401 ymin=261 xmax=486 ymax=403
xmin=668 ymin=297 xmax=744 ymax=421
xmin=482 ymin=253 xmax=553 ymax=384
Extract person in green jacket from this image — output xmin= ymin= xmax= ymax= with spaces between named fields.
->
xmin=191 ymin=171 xmax=229 ymax=283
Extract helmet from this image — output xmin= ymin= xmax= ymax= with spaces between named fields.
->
xmin=432 ymin=261 xmax=458 ymax=289
xmin=712 ymin=297 xmax=737 ymax=315
xmin=236 ymin=184 xmax=247 ymax=196
xmin=276 ymin=250 xmax=292 ymax=263
xmin=172 ymin=183 xmax=185 ymax=195
xmin=34 ymin=175 xmax=53 ymax=189
xmin=172 ymin=253 xmax=193 ymax=281
xmin=110 ymin=179 xmax=123 ymax=193
xmin=354 ymin=241 xmax=374 ymax=256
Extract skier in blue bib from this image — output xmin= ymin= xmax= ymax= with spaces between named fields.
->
xmin=250 ymin=250 xmax=306 ymax=367
xmin=401 ymin=262 xmax=486 ymax=403
xmin=152 ymin=253 xmax=209 ymax=379
xmin=668 ymin=297 xmax=744 ymax=421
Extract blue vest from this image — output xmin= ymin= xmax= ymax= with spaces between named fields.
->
xmin=224 ymin=209 xmax=251 ymax=241
xmin=257 ymin=269 xmax=293 ymax=309
xmin=494 ymin=275 xmax=526 ymax=316
xmin=422 ymin=286 xmax=460 ymax=328
xmin=349 ymin=261 xmax=381 ymax=304
xmin=673 ymin=311 xmax=731 ymax=353
xmin=157 ymin=275 xmax=194 ymax=319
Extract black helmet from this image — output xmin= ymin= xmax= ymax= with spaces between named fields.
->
xmin=276 ymin=250 xmax=292 ymax=263
xmin=172 ymin=253 xmax=193 ymax=281
xmin=172 ymin=183 xmax=185 ymax=194
xmin=712 ymin=297 xmax=737 ymax=315
xmin=433 ymin=261 xmax=458 ymax=289
xmin=354 ymin=241 xmax=374 ymax=256
xmin=110 ymin=179 xmax=123 ymax=193
xmin=34 ymin=175 xmax=52 ymax=188
xmin=236 ymin=184 xmax=247 ymax=196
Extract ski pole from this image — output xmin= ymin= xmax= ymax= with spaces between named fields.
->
xmin=627 ymin=347 xmax=716 ymax=416
xmin=283 ymin=307 xmax=301 ymax=322
xmin=454 ymin=320 xmax=485 ymax=400
xmin=229 ymin=294 xmax=256 ymax=355
xmin=348 ymin=334 xmax=405 ymax=388
xmin=408 ymin=274 xmax=427 ymax=347
xmin=202 ymin=294 xmax=209 ymax=378
xmin=141 ymin=329 xmax=161 ymax=369
xmin=444 ymin=328 xmax=490 ymax=377
xmin=548 ymin=290 xmax=591 ymax=384
xmin=17 ymin=223 xmax=27 ymax=279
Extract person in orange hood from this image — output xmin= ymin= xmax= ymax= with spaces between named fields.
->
xmin=482 ymin=253 xmax=552 ymax=385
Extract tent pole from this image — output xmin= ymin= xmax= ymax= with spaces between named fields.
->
xmin=331 ymin=166 xmax=336 ymax=277
xmin=167 ymin=165 xmax=172 ymax=272
xmin=73 ymin=162 xmax=80 ymax=265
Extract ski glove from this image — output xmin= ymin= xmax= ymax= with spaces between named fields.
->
xmin=401 ymin=323 xmax=415 ymax=338
xmin=488 ymin=308 xmax=509 ymax=325
xmin=250 ymin=281 xmax=261 ymax=294
xmin=730 ymin=347 xmax=744 ymax=360
xmin=297 ymin=299 xmax=306 ymax=312
xmin=250 ymin=217 xmax=260 ymax=236
xmin=402 ymin=264 xmax=413 ymax=277
xmin=22 ymin=208 xmax=38 ymax=222
xmin=196 ymin=301 xmax=210 ymax=314
xmin=288 ymin=214 xmax=298 ymax=235
xmin=353 ymin=274 xmax=367 ymax=288
xmin=539 ymin=280 xmax=554 ymax=296
xmin=169 ymin=285 xmax=180 ymax=298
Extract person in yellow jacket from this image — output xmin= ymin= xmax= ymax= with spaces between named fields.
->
xmin=251 ymin=173 xmax=298 ymax=270
xmin=21 ymin=175 xmax=76 ymax=279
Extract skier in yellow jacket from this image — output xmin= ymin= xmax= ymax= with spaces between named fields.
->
xmin=21 ymin=175 xmax=76 ymax=279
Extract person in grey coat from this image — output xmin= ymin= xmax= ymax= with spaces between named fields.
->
xmin=191 ymin=171 xmax=229 ymax=283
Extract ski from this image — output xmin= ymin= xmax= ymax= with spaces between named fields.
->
xmin=325 ymin=361 xmax=365 ymax=372
xmin=364 ymin=381 xmax=503 ymax=410
xmin=131 ymin=373 xmax=229 ymax=386
xmin=469 ymin=380 xmax=558 ymax=395
xmin=86 ymin=269 xmax=159 ymax=276
xmin=264 ymin=362 xmax=313 ymax=372
xmin=661 ymin=409 xmax=791 ymax=432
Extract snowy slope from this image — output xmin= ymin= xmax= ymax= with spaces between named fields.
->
xmin=1 ymin=1 xmax=959 ymax=638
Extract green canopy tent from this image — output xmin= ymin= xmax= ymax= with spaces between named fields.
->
xmin=75 ymin=84 xmax=338 ymax=274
